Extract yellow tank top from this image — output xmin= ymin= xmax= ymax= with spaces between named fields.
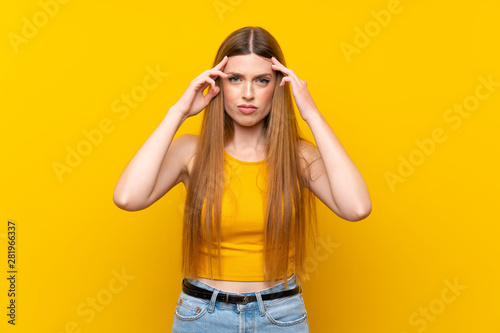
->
xmin=197 ymin=149 xmax=295 ymax=281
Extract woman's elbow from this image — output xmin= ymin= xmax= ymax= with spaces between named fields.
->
xmin=113 ymin=190 xmax=146 ymax=212
xmin=113 ymin=191 xmax=130 ymax=211
xmin=344 ymin=204 xmax=372 ymax=222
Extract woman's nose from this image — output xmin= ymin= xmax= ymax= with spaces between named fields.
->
xmin=243 ymin=82 xmax=254 ymax=99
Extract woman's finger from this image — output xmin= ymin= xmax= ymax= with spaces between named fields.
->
xmin=271 ymin=57 xmax=300 ymax=83
xmin=205 ymin=77 xmax=217 ymax=92
xmin=195 ymin=76 xmax=216 ymax=93
xmin=280 ymin=76 xmax=292 ymax=87
xmin=203 ymin=85 xmax=220 ymax=105
xmin=271 ymin=57 xmax=291 ymax=74
xmin=207 ymin=69 xmax=229 ymax=80
xmin=272 ymin=62 xmax=296 ymax=79
xmin=214 ymin=55 xmax=228 ymax=70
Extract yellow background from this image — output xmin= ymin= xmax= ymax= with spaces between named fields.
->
xmin=1 ymin=0 xmax=499 ymax=332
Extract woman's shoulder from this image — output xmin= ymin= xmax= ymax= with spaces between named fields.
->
xmin=173 ymin=134 xmax=199 ymax=186
xmin=172 ymin=133 xmax=199 ymax=157
xmin=297 ymin=139 xmax=322 ymax=184
xmin=176 ymin=133 xmax=200 ymax=148
xmin=297 ymin=139 xmax=319 ymax=161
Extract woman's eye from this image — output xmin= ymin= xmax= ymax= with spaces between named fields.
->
xmin=228 ymin=77 xmax=269 ymax=84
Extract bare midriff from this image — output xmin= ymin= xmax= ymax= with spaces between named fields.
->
xmin=197 ymin=278 xmax=286 ymax=293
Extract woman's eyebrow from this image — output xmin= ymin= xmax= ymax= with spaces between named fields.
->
xmin=225 ymin=72 xmax=272 ymax=78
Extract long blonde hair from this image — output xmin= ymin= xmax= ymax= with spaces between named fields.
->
xmin=182 ymin=26 xmax=319 ymax=288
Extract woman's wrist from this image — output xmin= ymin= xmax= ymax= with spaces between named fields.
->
xmin=166 ymin=105 xmax=189 ymax=124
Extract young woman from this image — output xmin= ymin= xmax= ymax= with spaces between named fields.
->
xmin=113 ymin=26 xmax=371 ymax=332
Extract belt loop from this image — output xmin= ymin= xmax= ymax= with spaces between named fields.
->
xmin=255 ymin=291 xmax=265 ymax=317
xmin=295 ymin=273 xmax=302 ymax=294
xmin=208 ymin=288 xmax=219 ymax=313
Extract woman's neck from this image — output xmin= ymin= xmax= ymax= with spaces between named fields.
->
xmin=227 ymin=123 xmax=266 ymax=153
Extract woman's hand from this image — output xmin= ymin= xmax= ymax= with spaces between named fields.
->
xmin=271 ymin=57 xmax=319 ymax=123
xmin=172 ymin=56 xmax=229 ymax=118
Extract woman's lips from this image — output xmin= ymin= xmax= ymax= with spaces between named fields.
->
xmin=237 ymin=106 xmax=257 ymax=114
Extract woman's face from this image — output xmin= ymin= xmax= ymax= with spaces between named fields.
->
xmin=221 ymin=53 xmax=277 ymax=128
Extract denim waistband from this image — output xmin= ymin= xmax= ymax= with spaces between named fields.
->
xmin=185 ymin=273 xmax=300 ymax=296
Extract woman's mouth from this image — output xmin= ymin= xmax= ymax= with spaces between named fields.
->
xmin=237 ymin=105 xmax=258 ymax=114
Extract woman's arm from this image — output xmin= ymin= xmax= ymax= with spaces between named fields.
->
xmin=303 ymin=111 xmax=372 ymax=221
xmin=113 ymin=108 xmax=189 ymax=211
xmin=270 ymin=56 xmax=371 ymax=221
xmin=113 ymin=56 xmax=229 ymax=211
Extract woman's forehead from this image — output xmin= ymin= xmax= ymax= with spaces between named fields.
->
xmin=225 ymin=54 xmax=274 ymax=75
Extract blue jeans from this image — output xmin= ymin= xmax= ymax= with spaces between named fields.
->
xmin=171 ymin=273 xmax=310 ymax=332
